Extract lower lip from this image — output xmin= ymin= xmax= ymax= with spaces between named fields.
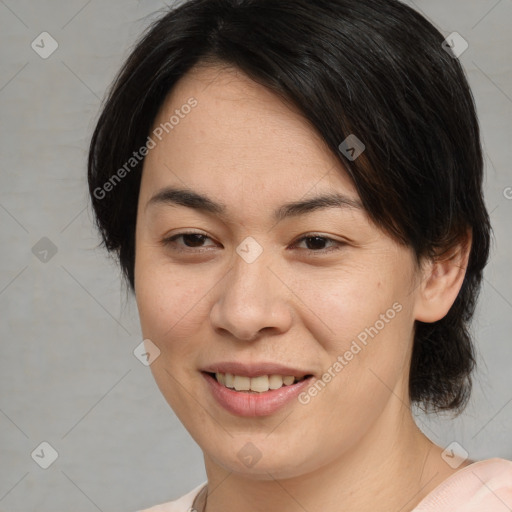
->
xmin=202 ymin=372 xmax=314 ymax=417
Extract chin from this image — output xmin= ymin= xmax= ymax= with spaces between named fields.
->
xmin=203 ymin=437 xmax=325 ymax=480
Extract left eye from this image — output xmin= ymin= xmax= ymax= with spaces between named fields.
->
xmin=292 ymin=235 xmax=343 ymax=252
xmin=161 ymin=232 xmax=343 ymax=253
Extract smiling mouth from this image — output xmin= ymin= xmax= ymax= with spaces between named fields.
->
xmin=204 ymin=371 xmax=312 ymax=393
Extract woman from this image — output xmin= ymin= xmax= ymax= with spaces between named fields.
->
xmin=87 ymin=0 xmax=512 ymax=510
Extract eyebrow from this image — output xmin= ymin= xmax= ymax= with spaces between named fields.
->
xmin=146 ymin=186 xmax=363 ymax=222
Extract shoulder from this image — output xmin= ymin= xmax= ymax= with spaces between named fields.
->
xmin=135 ymin=481 xmax=207 ymax=512
xmin=413 ymin=458 xmax=512 ymax=511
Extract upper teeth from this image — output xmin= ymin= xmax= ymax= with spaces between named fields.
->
xmin=215 ymin=372 xmax=301 ymax=393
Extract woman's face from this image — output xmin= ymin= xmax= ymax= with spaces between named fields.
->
xmin=134 ymin=64 xmax=423 ymax=478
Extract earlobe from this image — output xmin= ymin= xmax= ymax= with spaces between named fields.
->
xmin=414 ymin=230 xmax=472 ymax=323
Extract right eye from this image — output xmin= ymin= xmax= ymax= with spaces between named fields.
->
xmin=161 ymin=231 xmax=219 ymax=251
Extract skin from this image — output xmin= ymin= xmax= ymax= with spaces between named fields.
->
xmin=134 ymin=63 xmax=472 ymax=512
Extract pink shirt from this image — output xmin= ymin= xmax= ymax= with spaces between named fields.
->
xmin=413 ymin=458 xmax=512 ymax=511
xmin=137 ymin=458 xmax=512 ymax=512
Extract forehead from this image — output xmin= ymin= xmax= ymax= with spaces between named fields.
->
xmin=141 ymin=63 xmax=360 ymax=216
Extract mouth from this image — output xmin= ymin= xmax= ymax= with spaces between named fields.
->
xmin=201 ymin=370 xmax=315 ymax=417
xmin=203 ymin=371 xmax=312 ymax=393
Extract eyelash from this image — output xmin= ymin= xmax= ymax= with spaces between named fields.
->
xmin=160 ymin=231 xmax=345 ymax=255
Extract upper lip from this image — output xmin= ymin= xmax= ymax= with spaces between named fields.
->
xmin=201 ymin=362 xmax=313 ymax=378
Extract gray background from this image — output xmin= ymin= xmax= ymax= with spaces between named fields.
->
xmin=0 ymin=1 xmax=511 ymax=511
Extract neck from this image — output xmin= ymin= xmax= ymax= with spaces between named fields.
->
xmin=201 ymin=400 xmax=462 ymax=512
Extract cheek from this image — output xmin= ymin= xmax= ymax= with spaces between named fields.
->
xmin=134 ymin=258 xmax=214 ymax=416
xmin=291 ymin=285 xmax=412 ymax=462
xmin=290 ymin=265 xmax=408 ymax=346
xmin=292 ymin=268 xmax=413 ymax=403
xmin=137 ymin=280 xmax=199 ymax=335
xmin=135 ymin=252 xmax=215 ymax=346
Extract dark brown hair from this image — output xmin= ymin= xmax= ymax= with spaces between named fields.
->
xmin=88 ymin=0 xmax=491 ymax=414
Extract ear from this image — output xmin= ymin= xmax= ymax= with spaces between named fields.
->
xmin=414 ymin=230 xmax=472 ymax=323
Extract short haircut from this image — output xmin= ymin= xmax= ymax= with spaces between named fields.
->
xmin=88 ymin=0 xmax=492 ymax=414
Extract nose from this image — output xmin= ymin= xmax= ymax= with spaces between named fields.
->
xmin=209 ymin=247 xmax=293 ymax=341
